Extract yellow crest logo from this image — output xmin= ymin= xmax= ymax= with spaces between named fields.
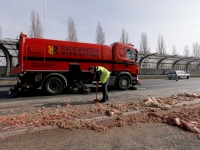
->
xmin=48 ymin=45 xmax=58 ymax=54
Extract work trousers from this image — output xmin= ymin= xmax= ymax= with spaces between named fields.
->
xmin=102 ymin=76 xmax=110 ymax=100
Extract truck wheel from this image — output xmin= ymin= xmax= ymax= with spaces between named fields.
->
xmin=117 ymin=75 xmax=130 ymax=90
xmin=44 ymin=77 xmax=63 ymax=95
xmin=186 ymin=76 xmax=189 ymax=79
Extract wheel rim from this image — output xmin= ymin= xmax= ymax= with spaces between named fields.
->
xmin=121 ymin=78 xmax=128 ymax=87
xmin=49 ymin=80 xmax=60 ymax=92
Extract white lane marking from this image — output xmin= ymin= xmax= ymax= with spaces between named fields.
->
xmin=153 ymin=85 xmax=165 ymax=87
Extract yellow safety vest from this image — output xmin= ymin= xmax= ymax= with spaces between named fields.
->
xmin=97 ymin=66 xmax=110 ymax=84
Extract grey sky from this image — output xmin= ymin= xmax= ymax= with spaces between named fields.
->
xmin=0 ymin=0 xmax=200 ymax=56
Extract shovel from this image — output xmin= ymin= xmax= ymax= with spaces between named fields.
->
xmin=94 ymin=89 xmax=99 ymax=103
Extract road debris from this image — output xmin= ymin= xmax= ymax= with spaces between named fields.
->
xmin=167 ymin=117 xmax=200 ymax=134
xmin=143 ymin=97 xmax=163 ymax=108
xmin=0 ymin=92 xmax=200 ymax=137
xmin=0 ymin=116 xmax=6 ymax=123
xmin=161 ymin=105 xmax=172 ymax=110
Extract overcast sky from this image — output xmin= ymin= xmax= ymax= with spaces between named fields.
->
xmin=1 ymin=0 xmax=200 ymax=56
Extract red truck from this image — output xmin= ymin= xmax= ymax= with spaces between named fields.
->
xmin=9 ymin=32 xmax=140 ymax=95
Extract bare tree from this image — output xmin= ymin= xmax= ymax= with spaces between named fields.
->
xmin=156 ymin=35 xmax=166 ymax=54
xmin=125 ymin=32 xmax=129 ymax=44
xmin=184 ymin=45 xmax=190 ymax=57
xmin=193 ymin=42 xmax=200 ymax=58
xmin=120 ymin=28 xmax=128 ymax=44
xmin=140 ymin=33 xmax=150 ymax=54
xmin=0 ymin=25 xmax=2 ymax=39
xmin=67 ymin=17 xmax=78 ymax=41
xmin=0 ymin=26 xmax=2 ymax=56
xmin=28 ymin=10 xmax=43 ymax=38
xmin=95 ymin=22 xmax=105 ymax=44
xmin=172 ymin=45 xmax=178 ymax=55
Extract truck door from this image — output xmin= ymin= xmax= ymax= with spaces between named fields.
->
xmin=114 ymin=46 xmax=137 ymax=74
xmin=125 ymin=49 xmax=137 ymax=74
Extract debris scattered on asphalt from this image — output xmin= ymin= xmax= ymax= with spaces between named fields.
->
xmin=167 ymin=117 xmax=200 ymax=134
xmin=106 ymin=109 xmax=119 ymax=116
xmin=161 ymin=105 xmax=172 ymax=110
xmin=0 ymin=92 xmax=200 ymax=137
xmin=143 ymin=97 xmax=163 ymax=108
xmin=0 ymin=116 xmax=6 ymax=122
xmin=181 ymin=92 xmax=200 ymax=98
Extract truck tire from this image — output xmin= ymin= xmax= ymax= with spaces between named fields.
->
xmin=44 ymin=77 xmax=63 ymax=95
xmin=186 ymin=76 xmax=189 ymax=79
xmin=117 ymin=75 xmax=130 ymax=90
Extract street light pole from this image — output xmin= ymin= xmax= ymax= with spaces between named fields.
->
xmin=44 ymin=0 xmax=46 ymax=38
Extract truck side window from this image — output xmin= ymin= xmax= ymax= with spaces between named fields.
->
xmin=126 ymin=49 xmax=135 ymax=60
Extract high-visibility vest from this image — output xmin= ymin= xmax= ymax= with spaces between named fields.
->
xmin=97 ymin=66 xmax=110 ymax=84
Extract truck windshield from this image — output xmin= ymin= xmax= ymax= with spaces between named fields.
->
xmin=126 ymin=49 xmax=135 ymax=60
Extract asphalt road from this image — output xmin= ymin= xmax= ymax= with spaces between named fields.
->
xmin=1 ymin=78 xmax=200 ymax=105
xmin=0 ymin=77 xmax=200 ymax=117
xmin=1 ymin=123 xmax=200 ymax=150
xmin=1 ymin=78 xmax=200 ymax=150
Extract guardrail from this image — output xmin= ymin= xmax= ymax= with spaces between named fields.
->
xmin=139 ymin=74 xmax=200 ymax=79
xmin=0 ymin=77 xmax=16 ymax=81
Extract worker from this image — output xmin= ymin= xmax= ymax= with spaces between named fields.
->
xmin=88 ymin=66 xmax=110 ymax=103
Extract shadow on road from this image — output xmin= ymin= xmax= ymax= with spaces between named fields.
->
xmin=0 ymin=89 xmax=49 ymax=99
xmin=0 ymin=85 xmax=96 ymax=100
xmin=0 ymin=84 xmax=122 ymax=100
xmin=0 ymin=90 xmax=20 ymax=99
xmin=0 ymin=89 xmax=88 ymax=99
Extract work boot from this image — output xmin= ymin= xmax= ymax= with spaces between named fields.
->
xmin=99 ymin=99 xmax=107 ymax=103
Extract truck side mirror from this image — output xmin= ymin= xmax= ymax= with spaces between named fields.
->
xmin=135 ymin=54 xmax=138 ymax=61
xmin=135 ymin=49 xmax=138 ymax=61
xmin=135 ymin=53 xmax=138 ymax=61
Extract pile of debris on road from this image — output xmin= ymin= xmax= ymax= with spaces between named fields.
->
xmin=0 ymin=92 xmax=200 ymax=137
